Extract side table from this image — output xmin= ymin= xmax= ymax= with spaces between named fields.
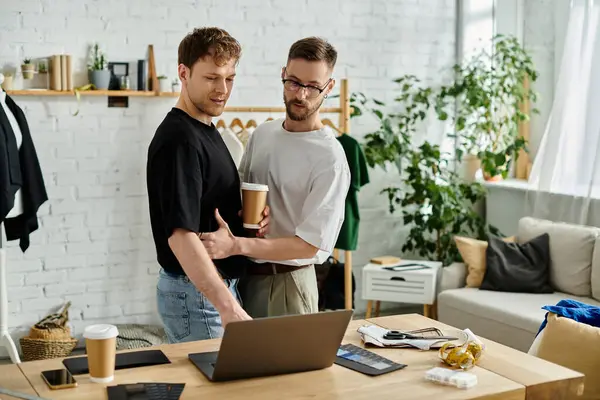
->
xmin=362 ymin=260 xmax=442 ymax=319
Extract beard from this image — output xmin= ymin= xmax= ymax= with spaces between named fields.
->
xmin=284 ymin=95 xmax=323 ymax=121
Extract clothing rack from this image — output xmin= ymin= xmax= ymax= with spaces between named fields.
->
xmin=219 ymin=78 xmax=354 ymax=311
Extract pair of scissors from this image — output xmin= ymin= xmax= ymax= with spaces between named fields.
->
xmin=383 ymin=330 xmax=458 ymax=341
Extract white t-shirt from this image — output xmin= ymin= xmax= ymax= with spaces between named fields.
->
xmin=220 ymin=127 xmax=244 ymax=168
xmin=239 ymin=118 xmax=351 ymax=266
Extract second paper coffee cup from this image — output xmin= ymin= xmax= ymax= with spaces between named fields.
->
xmin=241 ymin=182 xmax=268 ymax=229
xmin=83 ymin=324 xmax=119 ymax=383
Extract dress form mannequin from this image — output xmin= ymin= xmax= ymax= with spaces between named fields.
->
xmin=0 ymin=72 xmax=23 ymax=364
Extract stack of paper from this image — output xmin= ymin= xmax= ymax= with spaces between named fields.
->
xmin=357 ymin=325 xmax=466 ymax=350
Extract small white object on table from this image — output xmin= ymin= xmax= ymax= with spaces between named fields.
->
xmin=362 ymin=260 xmax=442 ymax=319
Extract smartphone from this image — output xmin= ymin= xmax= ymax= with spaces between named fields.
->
xmin=41 ymin=368 xmax=78 ymax=390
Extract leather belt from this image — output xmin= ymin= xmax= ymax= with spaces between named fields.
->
xmin=248 ymin=262 xmax=309 ymax=275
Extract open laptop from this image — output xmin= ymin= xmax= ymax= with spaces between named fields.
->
xmin=188 ymin=309 xmax=353 ymax=382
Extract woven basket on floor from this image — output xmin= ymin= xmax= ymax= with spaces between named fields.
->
xmin=19 ymin=301 xmax=78 ymax=361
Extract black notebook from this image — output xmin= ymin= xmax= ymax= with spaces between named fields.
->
xmin=63 ymin=349 xmax=170 ymax=375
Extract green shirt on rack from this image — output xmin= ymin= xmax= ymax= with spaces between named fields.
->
xmin=335 ymin=133 xmax=370 ymax=251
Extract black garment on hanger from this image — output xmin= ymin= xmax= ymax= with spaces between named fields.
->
xmin=0 ymin=93 xmax=48 ymax=252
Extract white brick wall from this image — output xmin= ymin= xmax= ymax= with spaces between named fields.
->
xmin=1 ymin=0 xmax=456 ymax=354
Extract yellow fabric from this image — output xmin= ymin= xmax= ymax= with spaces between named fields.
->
xmin=454 ymin=236 xmax=515 ymax=288
xmin=536 ymin=313 xmax=600 ymax=400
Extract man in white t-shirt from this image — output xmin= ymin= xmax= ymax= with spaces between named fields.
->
xmin=201 ymin=36 xmax=350 ymax=317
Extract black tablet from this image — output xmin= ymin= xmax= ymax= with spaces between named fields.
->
xmin=63 ymin=349 xmax=171 ymax=375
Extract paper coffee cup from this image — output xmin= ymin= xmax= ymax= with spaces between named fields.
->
xmin=241 ymin=182 xmax=268 ymax=229
xmin=83 ymin=324 xmax=119 ymax=383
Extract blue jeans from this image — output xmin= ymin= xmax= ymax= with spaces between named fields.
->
xmin=156 ymin=268 xmax=241 ymax=343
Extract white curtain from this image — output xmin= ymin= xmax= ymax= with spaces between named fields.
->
xmin=526 ymin=0 xmax=600 ymax=225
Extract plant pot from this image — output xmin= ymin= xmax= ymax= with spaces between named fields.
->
xmin=21 ymin=64 xmax=34 ymax=80
xmin=88 ymin=69 xmax=111 ymax=89
xmin=483 ymin=154 xmax=512 ymax=181
xmin=460 ymin=154 xmax=481 ymax=182
xmin=171 ymin=83 xmax=181 ymax=93
xmin=159 ymin=79 xmax=170 ymax=93
xmin=484 ymin=173 xmax=504 ymax=182
xmin=1 ymin=75 xmax=13 ymax=91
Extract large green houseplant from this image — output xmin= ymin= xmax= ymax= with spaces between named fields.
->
xmin=439 ymin=34 xmax=539 ymax=179
xmin=346 ymin=34 xmax=536 ymax=264
xmin=352 ymin=77 xmax=501 ymax=266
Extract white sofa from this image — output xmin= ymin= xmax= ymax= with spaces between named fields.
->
xmin=437 ymin=217 xmax=600 ymax=352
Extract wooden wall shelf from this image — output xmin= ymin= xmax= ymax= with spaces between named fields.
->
xmin=5 ymin=90 xmax=175 ymax=97
xmin=4 ymin=90 xmax=343 ymax=113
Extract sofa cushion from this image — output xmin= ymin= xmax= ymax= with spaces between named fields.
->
xmin=481 ymin=233 xmax=553 ymax=293
xmin=454 ymin=235 xmax=515 ymax=288
xmin=439 ymin=296 xmax=536 ymax=352
xmin=437 ymin=287 xmax=600 ymax=335
xmin=518 ymin=217 xmax=598 ymax=296
xmin=536 ymin=313 xmax=600 ymax=400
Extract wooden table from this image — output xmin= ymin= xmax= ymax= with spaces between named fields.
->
xmin=367 ymin=315 xmax=585 ymax=399
xmin=0 ymin=363 xmax=38 ymax=399
xmin=16 ymin=314 xmax=584 ymax=399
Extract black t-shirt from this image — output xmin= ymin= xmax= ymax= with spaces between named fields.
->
xmin=146 ymin=107 xmax=248 ymax=279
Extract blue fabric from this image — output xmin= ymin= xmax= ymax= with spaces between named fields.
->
xmin=537 ymin=299 xmax=600 ymax=336
xmin=156 ymin=268 xmax=241 ymax=343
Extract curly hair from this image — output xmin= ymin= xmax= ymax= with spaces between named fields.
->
xmin=178 ymin=27 xmax=242 ymax=68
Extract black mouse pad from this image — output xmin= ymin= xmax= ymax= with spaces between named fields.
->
xmin=107 ymin=383 xmax=185 ymax=400
xmin=63 ymin=349 xmax=170 ymax=375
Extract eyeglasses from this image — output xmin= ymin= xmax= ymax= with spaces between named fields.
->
xmin=282 ymin=77 xmax=332 ymax=98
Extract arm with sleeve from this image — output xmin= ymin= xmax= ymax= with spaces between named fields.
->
xmin=295 ymin=162 xmax=351 ymax=263
xmin=158 ymin=141 xmax=203 ymax=236
xmin=156 ymin=140 xmax=244 ymax=315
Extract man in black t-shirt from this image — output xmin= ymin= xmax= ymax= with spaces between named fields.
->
xmin=146 ymin=27 xmax=268 ymax=343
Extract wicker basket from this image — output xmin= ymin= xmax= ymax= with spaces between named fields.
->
xmin=19 ymin=337 xmax=78 ymax=362
xmin=19 ymin=302 xmax=78 ymax=362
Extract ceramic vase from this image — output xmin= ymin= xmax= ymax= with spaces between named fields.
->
xmin=159 ymin=79 xmax=170 ymax=93
xmin=88 ymin=69 xmax=111 ymax=89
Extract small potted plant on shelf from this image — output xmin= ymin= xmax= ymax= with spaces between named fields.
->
xmin=87 ymin=43 xmax=110 ymax=89
xmin=171 ymin=78 xmax=181 ymax=93
xmin=37 ymin=59 xmax=48 ymax=74
xmin=21 ymin=58 xmax=35 ymax=79
xmin=157 ymin=75 xmax=170 ymax=93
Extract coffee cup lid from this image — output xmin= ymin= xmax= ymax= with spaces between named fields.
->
xmin=241 ymin=182 xmax=269 ymax=191
xmin=83 ymin=324 xmax=119 ymax=340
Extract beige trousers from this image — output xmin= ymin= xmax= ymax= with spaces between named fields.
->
xmin=239 ymin=265 xmax=319 ymax=318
